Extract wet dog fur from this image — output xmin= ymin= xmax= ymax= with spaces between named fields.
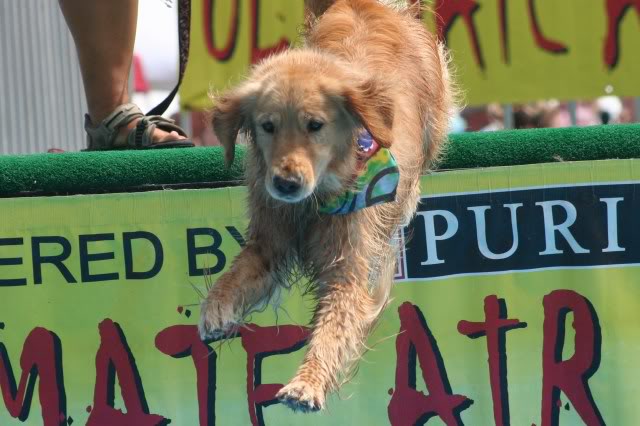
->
xmin=199 ymin=0 xmax=453 ymax=412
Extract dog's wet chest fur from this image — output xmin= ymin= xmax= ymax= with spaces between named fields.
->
xmin=257 ymin=200 xmax=356 ymax=268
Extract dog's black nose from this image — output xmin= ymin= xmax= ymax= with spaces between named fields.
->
xmin=273 ymin=175 xmax=302 ymax=195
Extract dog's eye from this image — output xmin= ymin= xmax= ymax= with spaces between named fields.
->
xmin=261 ymin=121 xmax=275 ymax=134
xmin=307 ymin=120 xmax=324 ymax=132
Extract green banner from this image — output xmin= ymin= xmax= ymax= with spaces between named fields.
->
xmin=0 ymin=159 xmax=639 ymax=425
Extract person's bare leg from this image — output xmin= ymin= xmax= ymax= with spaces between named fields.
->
xmin=58 ymin=0 xmax=184 ymax=144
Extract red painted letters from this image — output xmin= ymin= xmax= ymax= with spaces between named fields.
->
xmin=0 ymin=328 xmax=66 ymax=426
xmin=204 ymin=0 xmax=290 ymax=64
xmin=388 ymin=302 xmax=473 ymax=425
xmin=155 ymin=323 xmax=309 ymax=426
xmin=0 ymin=292 xmax=606 ymax=424
xmin=541 ymin=290 xmax=604 ymax=426
xmin=435 ymin=0 xmax=485 ymax=68
xmin=87 ymin=320 xmax=167 ymax=426
xmin=156 ymin=325 xmax=216 ymax=426
xmin=241 ymin=324 xmax=310 ymax=426
xmin=458 ymin=296 xmax=526 ymax=426
xmin=604 ymin=0 xmax=640 ymax=67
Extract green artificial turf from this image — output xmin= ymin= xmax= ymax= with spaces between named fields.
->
xmin=438 ymin=123 xmax=640 ymax=170
xmin=0 ymin=124 xmax=638 ymax=197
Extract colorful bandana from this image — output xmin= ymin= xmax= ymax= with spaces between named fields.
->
xmin=319 ymin=130 xmax=400 ymax=215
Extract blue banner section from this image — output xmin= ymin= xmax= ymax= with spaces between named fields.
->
xmin=404 ymin=183 xmax=638 ymax=280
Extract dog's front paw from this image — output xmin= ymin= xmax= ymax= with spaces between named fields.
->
xmin=277 ymin=378 xmax=325 ymax=413
xmin=198 ymin=295 xmax=239 ymax=340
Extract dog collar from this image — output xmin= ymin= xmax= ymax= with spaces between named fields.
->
xmin=319 ymin=130 xmax=399 ymax=215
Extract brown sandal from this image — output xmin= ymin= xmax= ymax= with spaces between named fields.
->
xmin=84 ymin=103 xmax=194 ymax=150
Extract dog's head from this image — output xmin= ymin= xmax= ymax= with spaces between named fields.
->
xmin=211 ymin=51 xmax=394 ymax=203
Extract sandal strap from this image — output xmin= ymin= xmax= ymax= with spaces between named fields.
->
xmin=84 ymin=104 xmax=193 ymax=150
xmin=84 ymin=103 xmax=144 ymax=150
xmin=126 ymin=115 xmax=189 ymax=148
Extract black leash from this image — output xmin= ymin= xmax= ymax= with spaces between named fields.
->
xmin=147 ymin=0 xmax=191 ymax=116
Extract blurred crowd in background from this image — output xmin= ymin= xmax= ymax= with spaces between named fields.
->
xmin=456 ymin=96 xmax=636 ymax=132
xmin=155 ymin=95 xmax=638 ymax=147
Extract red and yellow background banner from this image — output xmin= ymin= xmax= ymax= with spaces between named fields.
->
xmin=181 ymin=0 xmax=640 ymax=109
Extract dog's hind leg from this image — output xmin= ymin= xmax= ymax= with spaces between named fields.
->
xmin=277 ymin=268 xmax=377 ymax=412
xmin=198 ymin=244 xmax=275 ymax=340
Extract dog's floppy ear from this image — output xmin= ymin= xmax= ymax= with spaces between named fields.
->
xmin=343 ymin=79 xmax=395 ymax=147
xmin=211 ymin=87 xmax=256 ymax=166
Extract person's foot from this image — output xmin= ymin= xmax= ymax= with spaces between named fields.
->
xmin=84 ymin=103 xmax=194 ymax=150
xmin=113 ymin=117 xmax=187 ymax=147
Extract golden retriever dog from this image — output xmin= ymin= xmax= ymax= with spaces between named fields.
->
xmin=199 ymin=0 xmax=453 ymax=412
